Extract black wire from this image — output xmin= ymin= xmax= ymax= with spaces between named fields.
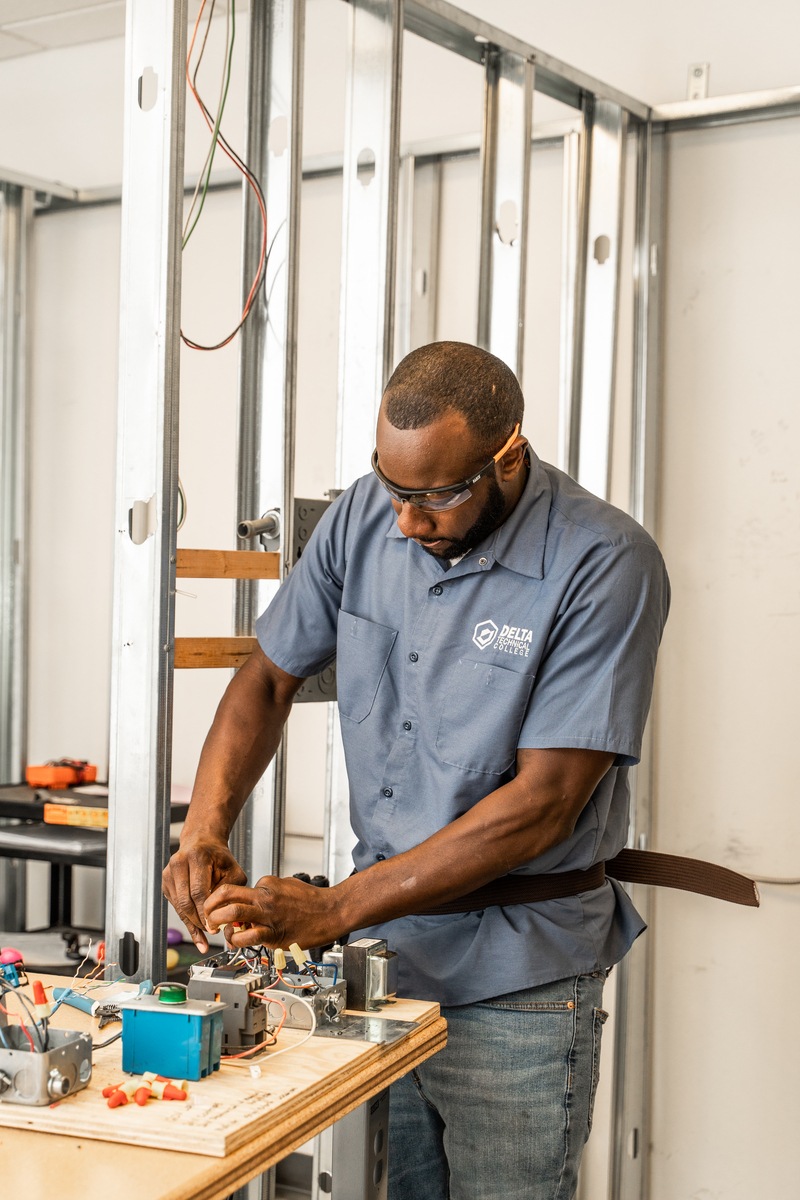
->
xmin=92 ymin=1031 xmax=122 ymax=1053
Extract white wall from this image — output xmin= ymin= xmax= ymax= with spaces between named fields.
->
xmin=2 ymin=2 xmax=799 ymax=1196
xmin=651 ymin=116 xmax=800 ymax=1200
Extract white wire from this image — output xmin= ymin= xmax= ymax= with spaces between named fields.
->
xmin=749 ymin=875 xmax=800 ymax=885
xmin=263 ymin=992 xmax=317 ymax=1063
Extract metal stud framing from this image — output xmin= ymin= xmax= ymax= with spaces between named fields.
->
xmin=574 ymin=98 xmax=627 ymax=498
xmin=609 ymin=121 xmax=666 ymax=1200
xmin=20 ymin=3 xmax=791 ymax=1195
xmin=0 ymin=183 xmax=32 ymax=931
xmin=477 ymin=48 xmax=534 ymax=374
xmin=231 ymin=0 xmax=305 ymax=890
xmin=105 ymin=0 xmax=187 ymax=983
xmin=324 ymin=0 xmax=404 ymax=897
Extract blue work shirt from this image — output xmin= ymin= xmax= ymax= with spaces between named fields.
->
xmin=256 ymin=452 xmax=670 ymax=1005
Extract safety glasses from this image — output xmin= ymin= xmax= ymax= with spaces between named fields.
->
xmin=371 ymin=423 xmax=520 ymax=512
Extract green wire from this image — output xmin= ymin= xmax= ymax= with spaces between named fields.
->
xmin=182 ymin=0 xmax=236 ymax=251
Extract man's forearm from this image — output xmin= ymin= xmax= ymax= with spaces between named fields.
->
xmin=329 ymin=746 xmax=614 ymax=938
xmin=180 ymin=648 xmax=301 ymax=846
xmin=204 ymin=746 xmax=615 ymax=952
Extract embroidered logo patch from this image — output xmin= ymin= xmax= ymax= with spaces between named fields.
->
xmin=472 ymin=619 xmax=499 ymax=650
xmin=473 ymin=620 xmax=532 ymax=657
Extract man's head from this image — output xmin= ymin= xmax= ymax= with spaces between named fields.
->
xmin=374 ymin=341 xmax=528 ymax=560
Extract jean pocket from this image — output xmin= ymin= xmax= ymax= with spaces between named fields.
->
xmin=435 ymin=657 xmax=534 ymax=775
xmin=336 ymin=610 xmax=398 ymax=723
xmin=588 ymin=1007 xmax=609 ymax=1133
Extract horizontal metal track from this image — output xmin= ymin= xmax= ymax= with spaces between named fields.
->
xmin=403 ymin=0 xmax=650 ymax=119
xmin=653 ymin=85 xmax=800 ymax=130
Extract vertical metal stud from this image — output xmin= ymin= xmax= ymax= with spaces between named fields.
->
xmin=558 ymin=124 xmax=588 ymax=474
xmin=394 ymin=155 xmax=442 ymax=367
xmin=335 ymin=0 xmax=403 ymax=486
xmin=575 ymin=99 xmax=627 ymax=499
xmin=105 ymin=0 xmax=187 ymax=983
xmin=325 ymin=0 xmax=403 ymax=888
xmin=232 ymin=0 xmax=305 ymax=885
xmin=477 ymin=49 xmax=534 ymax=376
xmin=0 ymin=183 xmax=32 ymax=930
xmin=320 ymin=5 xmax=402 ymax=1196
xmin=609 ymin=120 xmax=666 ymax=1200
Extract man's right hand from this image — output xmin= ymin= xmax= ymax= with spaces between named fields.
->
xmin=162 ymin=838 xmax=248 ymax=953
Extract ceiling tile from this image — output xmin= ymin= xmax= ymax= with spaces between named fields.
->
xmin=0 ymin=0 xmax=113 ymax=23
xmin=6 ymin=5 xmax=126 ymax=50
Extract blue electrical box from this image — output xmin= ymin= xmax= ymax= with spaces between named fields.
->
xmin=118 ymin=990 xmax=227 ymax=1081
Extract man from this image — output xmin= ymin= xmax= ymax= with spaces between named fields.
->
xmin=163 ymin=341 xmax=670 ymax=1199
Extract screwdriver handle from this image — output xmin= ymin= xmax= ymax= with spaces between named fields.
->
xmin=53 ymin=988 xmax=96 ymax=1016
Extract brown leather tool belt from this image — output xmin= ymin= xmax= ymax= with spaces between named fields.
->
xmin=416 ymin=848 xmax=760 ymax=915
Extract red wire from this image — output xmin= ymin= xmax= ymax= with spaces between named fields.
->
xmin=0 ymin=1000 xmax=36 ymax=1052
xmin=182 ymin=0 xmax=268 ymax=352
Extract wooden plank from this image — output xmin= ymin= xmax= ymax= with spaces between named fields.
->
xmin=176 ymin=549 xmax=280 ymax=581
xmin=174 ymin=637 xmax=257 ymax=669
xmin=0 ymin=975 xmax=446 ymax=1195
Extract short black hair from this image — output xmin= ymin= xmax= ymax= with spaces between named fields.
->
xmin=383 ymin=341 xmax=524 ymax=454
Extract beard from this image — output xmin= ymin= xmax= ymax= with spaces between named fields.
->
xmin=420 ymin=476 xmax=507 ymax=560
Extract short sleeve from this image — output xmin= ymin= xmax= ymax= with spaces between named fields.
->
xmin=518 ymin=539 xmax=670 ymax=765
xmin=255 ymin=487 xmax=354 ymax=678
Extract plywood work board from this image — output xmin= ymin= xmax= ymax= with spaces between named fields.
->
xmin=0 ymin=975 xmax=446 ymax=1200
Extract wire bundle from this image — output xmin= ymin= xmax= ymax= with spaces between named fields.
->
xmin=181 ymin=0 xmax=268 ymax=351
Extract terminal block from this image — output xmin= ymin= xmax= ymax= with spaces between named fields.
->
xmin=188 ymin=957 xmax=268 ymax=1053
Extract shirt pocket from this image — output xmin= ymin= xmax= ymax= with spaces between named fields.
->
xmin=336 ymin=610 xmax=398 ymax=724
xmin=435 ymin=658 xmax=535 ymax=775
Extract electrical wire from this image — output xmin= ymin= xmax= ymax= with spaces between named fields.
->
xmin=0 ymin=979 xmax=46 ymax=1052
xmin=221 ymin=993 xmax=286 ymax=1063
xmin=92 ymin=1031 xmax=122 ymax=1052
xmin=181 ymin=0 xmax=269 ymax=352
xmin=0 ymin=1000 xmax=37 ymax=1052
xmin=182 ymin=0 xmax=229 ymax=249
xmin=260 ymin=992 xmax=317 ymax=1065
xmin=275 ymin=970 xmax=317 ymax=991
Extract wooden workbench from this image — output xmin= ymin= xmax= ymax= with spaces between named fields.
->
xmin=0 ymin=974 xmax=447 ymax=1199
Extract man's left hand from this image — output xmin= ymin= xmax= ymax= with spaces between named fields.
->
xmin=203 ymin=875 xmax=341 ymax=950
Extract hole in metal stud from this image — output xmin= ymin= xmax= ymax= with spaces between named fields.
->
xmin=593 ymin=234 xmax=611 ymax=265
xmin=137 ymin=66 xmax=158 ymax=112
xmin=268 ymin=114 xmax=288 ymax=156
xmin=357 ymin=148 xmax=376 ymax=187
xmin=496 ymin=199 xmax=519 ymax=246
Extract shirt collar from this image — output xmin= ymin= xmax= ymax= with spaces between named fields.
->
xmin=383 ymin=449 xmax=551 ymax=580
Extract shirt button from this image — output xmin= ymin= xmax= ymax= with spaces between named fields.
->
xmin=409 ymin=652 xmax=418 ymax=662
xmin=431 ymin=585 xmax=443 ymax=595
xmin=403 ymin=721 xmax=412 ymax=731
xmin=382 ymin=787 xmax=393 ymax=798
xmin=376 ymin=853 xmax=386 ymax=861
xmin=479 ymin=557 xmax=488 ymax=566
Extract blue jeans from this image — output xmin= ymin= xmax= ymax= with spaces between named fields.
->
xmin=388 ymin=973 xmax=608 ymax=1200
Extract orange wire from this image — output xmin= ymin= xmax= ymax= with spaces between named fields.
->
xmin=275 ymin=970 xmax=316 ymax=990
xmin=220 ymin=994 xmax=288 ymax=1060
xmin=182 ymin=0 xmax=268 ymax=351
